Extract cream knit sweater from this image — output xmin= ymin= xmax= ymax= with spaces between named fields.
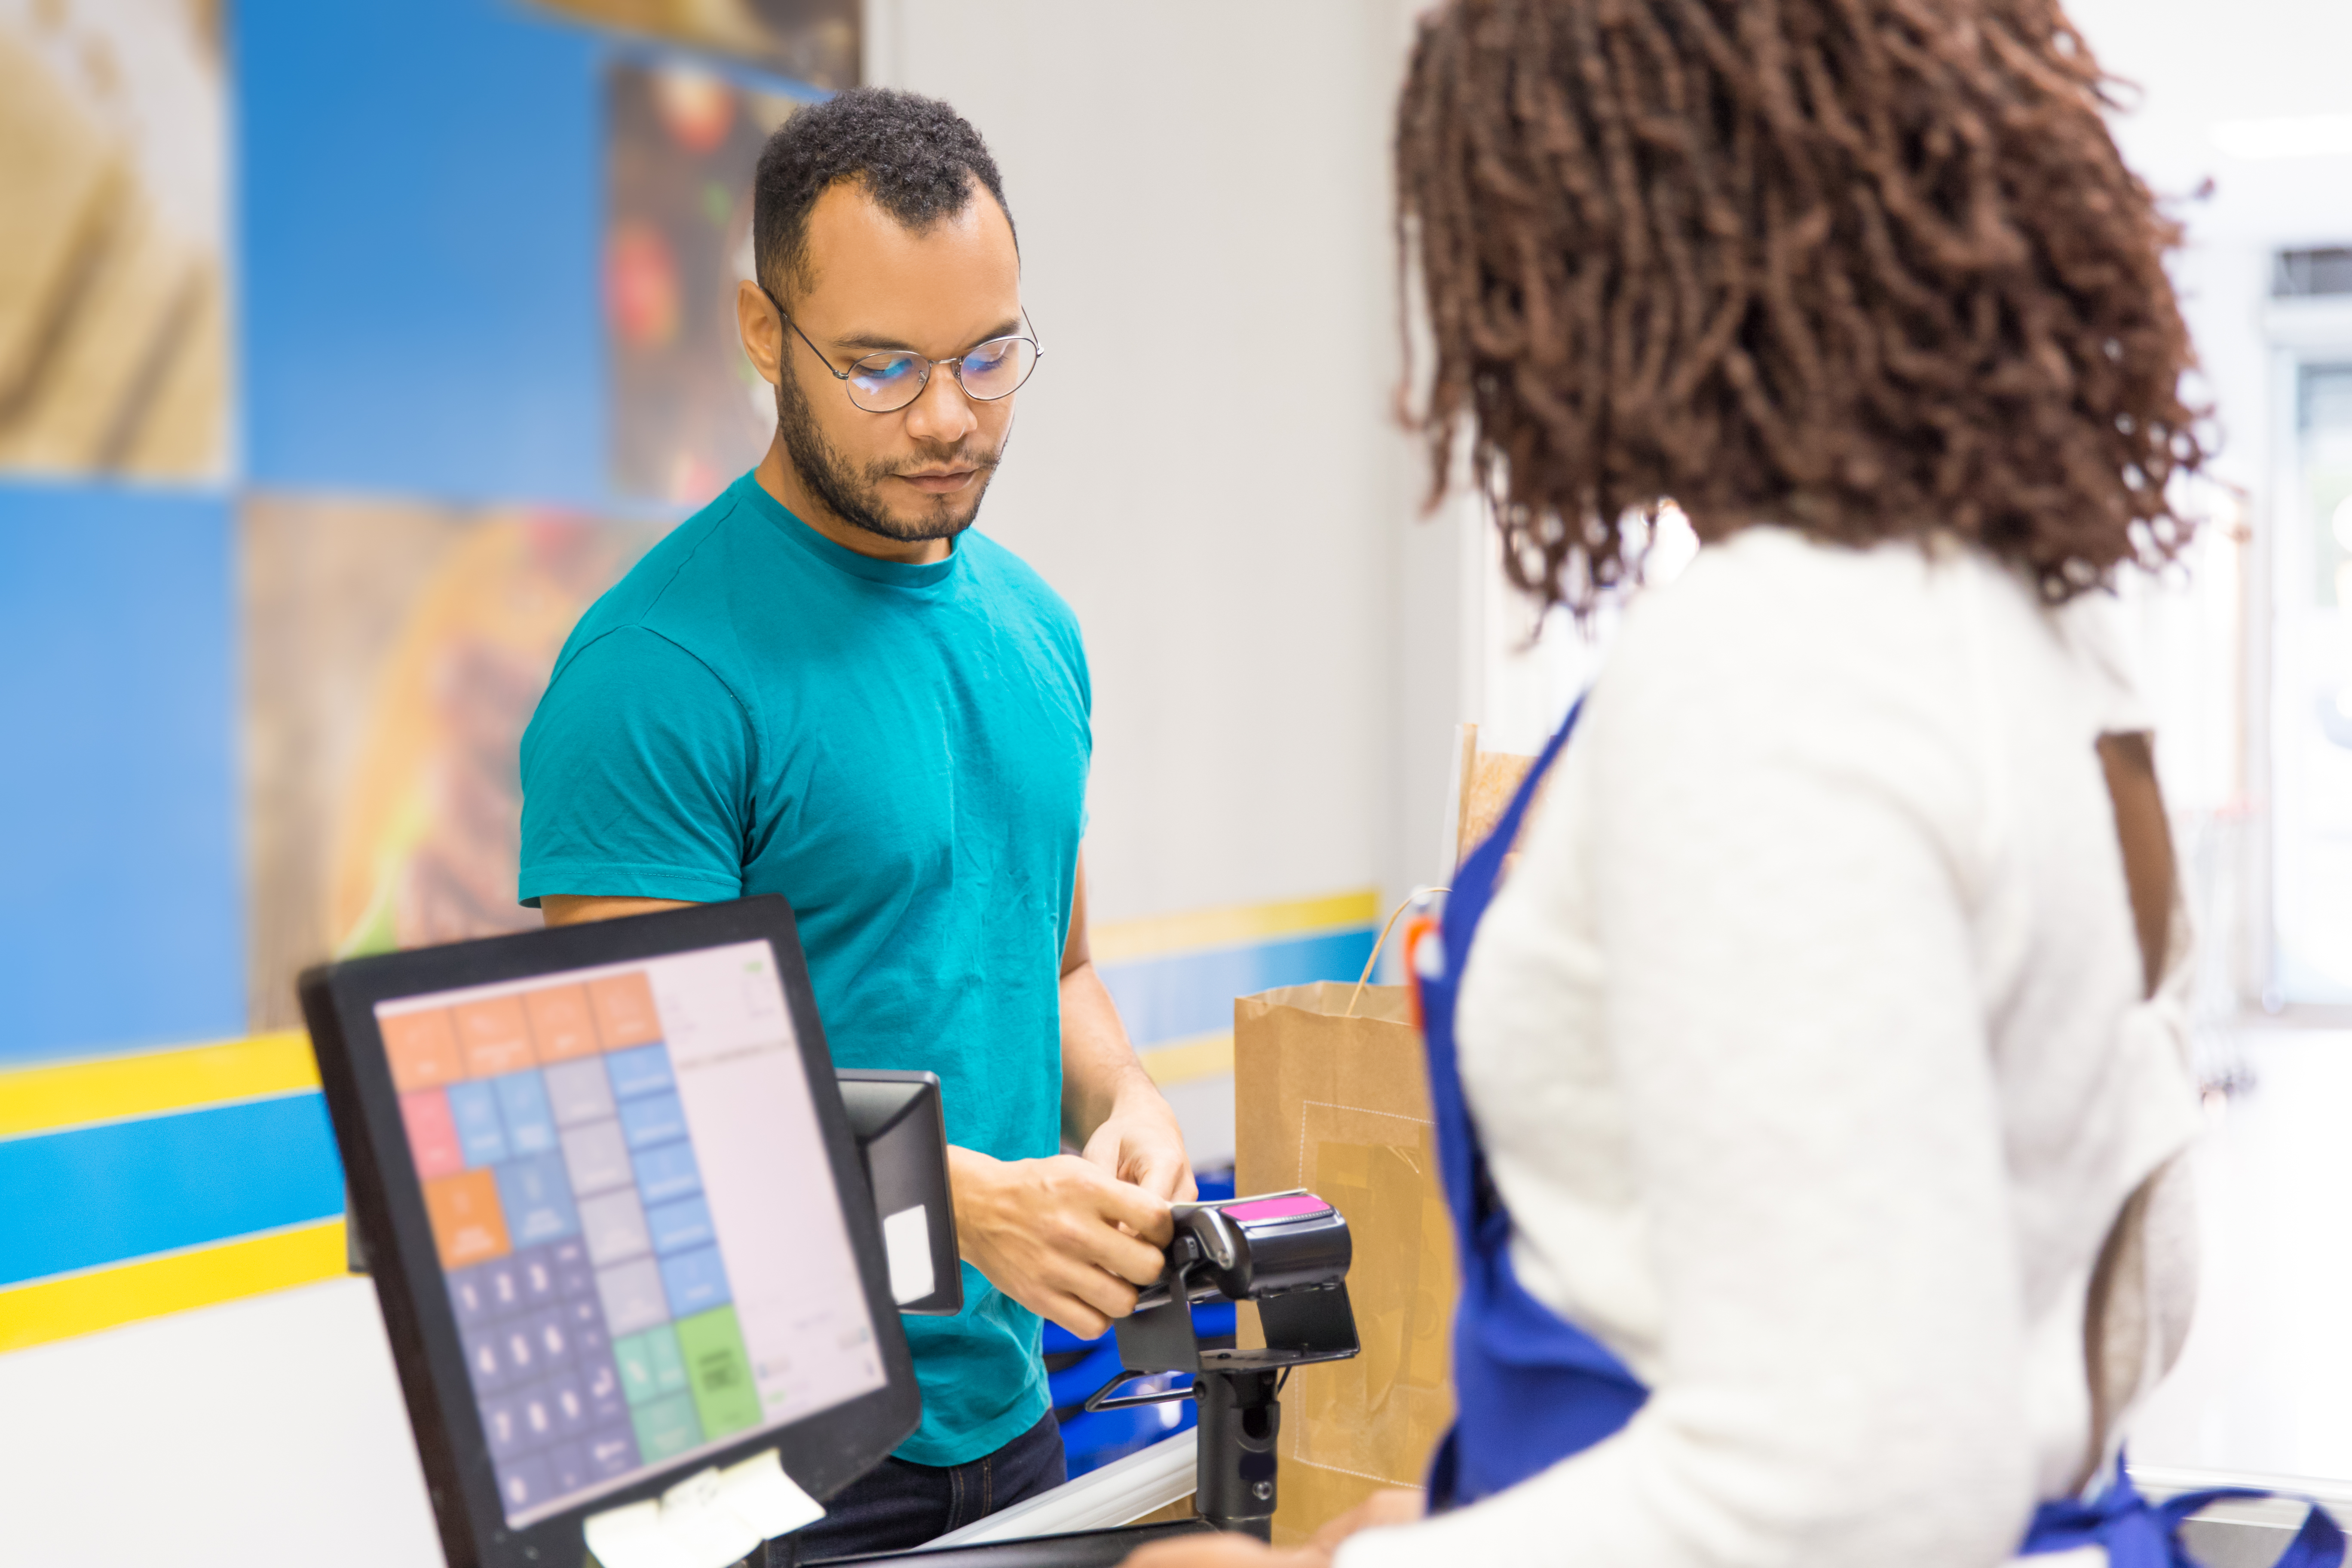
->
xmin=1338 ymin=529 xmax=2201 ymax=1568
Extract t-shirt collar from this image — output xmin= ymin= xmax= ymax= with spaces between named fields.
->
xmin=734 ymin=470 xmax=963 ymax=589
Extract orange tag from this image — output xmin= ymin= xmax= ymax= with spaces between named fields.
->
xmin=1402 ymin=913 xmax=1439 ymax=1033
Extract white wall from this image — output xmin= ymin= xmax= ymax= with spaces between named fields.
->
xmin=0 ymin=1279 xmax=444 ymax=1568
xmin=867 ymin=0 xmax=1456 ymax=924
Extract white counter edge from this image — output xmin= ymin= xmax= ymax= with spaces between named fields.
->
xmin=918 ymin=1429 xmax=1199 ymax=1550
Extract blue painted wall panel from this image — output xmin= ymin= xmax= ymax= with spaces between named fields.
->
xmin=238 ymin=0 xmax=604 ymax=507
xmin=1096 ymin=928 xmax=1378 ymax=1049
xmin=0 ymin=484 xmax=242 ymax=1065
xmin=0 ymin=1094 xmax=345 ymax=1285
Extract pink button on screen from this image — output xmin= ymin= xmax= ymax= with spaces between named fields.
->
xmin=400 ymin=1088 xmax=465 ymax=1180
xmin=1222 ymin=1193 xmax=1331 ymax=1222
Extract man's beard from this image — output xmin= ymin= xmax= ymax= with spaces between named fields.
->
xmin=773 ymin=370 xmax=1005 ymax=544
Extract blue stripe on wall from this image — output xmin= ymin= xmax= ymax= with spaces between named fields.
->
xmin=0 ymin=1095 xmax=345 ymax=1286
xmin=238 ymin=0 xmax=604 ymax=506
xmin=0 ymin=485 xmax=242 ymax=1066
xmin=1096 ymin=928 xmax=1377 ymax=1050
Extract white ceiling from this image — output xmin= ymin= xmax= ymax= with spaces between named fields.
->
xmin=2067 ymin=0 xmax=2352 ymax=248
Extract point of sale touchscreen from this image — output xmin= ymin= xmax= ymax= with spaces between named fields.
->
xmin=375 ymin=941 xmax=886 ymax=1528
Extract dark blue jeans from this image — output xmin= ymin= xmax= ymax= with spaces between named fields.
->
xmin=795 ymin=1410 xmax=1066 ymax=1562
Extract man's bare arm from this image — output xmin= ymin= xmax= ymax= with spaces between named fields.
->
xmin=1058 ymin=854 xmax=1196 ymax=1203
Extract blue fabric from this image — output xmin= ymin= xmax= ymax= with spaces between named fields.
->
xmin=520 ymin=471 xmax=1090 ymax=1465
xmin=1418 ymin=699 xmax=1646 ymax=1507
xmin=1415 ymin=704 xmax=2342 ymax=1565
xmin=2022 ymin=1462 xmax=2344 ymax=1566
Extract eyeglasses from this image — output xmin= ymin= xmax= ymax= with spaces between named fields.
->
xmin=762 ymin=285 xmax=1042 ymax=413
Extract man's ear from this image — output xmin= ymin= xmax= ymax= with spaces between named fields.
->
xmin=736 ymin=279 xmax=785 ymax=387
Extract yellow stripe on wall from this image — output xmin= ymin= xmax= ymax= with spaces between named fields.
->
xmin=0 ymin=887 xmax=1377 ymax=1136
xmin=0 ymin=1219 xmax=349 ymax=1354
xmin=1138 ymin=1030 xmax=1235 ymax=1088
xmin=1091 ymin=888 xmax=1379 ymax=965
xmin=0 ymin=1032 xmax=318 ymax=1140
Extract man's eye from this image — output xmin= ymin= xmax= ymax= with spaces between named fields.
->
xmin=851 ymin=355 xmax=922 ymax=390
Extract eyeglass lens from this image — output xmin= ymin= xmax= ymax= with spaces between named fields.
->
xmin=845 ymin=336 xmax=1038 ymax=412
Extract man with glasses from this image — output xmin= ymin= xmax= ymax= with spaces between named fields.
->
xmin=518 ymin=88 xmax=1192 ymax=1556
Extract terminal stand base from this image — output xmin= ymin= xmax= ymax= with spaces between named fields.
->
xmin=1191 ymin=1369 xmax=1280 ymax=1540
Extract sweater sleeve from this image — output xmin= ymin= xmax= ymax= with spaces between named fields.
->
xmin=1338 ymin=561 xmax=2039 ymax=1567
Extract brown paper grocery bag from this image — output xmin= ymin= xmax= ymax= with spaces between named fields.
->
xmin=1234 ymin=980 xmax=1457 ymax=1546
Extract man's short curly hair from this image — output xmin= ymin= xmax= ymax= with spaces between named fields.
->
xmin=1396 ymin=0 xmax=2210 ymax=610
xmin=754 ymin=87 xmax=1012 ymax=303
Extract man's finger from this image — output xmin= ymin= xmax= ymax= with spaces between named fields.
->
xmin=1073 ymin=1225 xmax=1167 ymax=1290
xmin=1128 ymin=1149 xmax=1191 ymax=1202
xmin=1038 ymin=1291 xmax=1110 ymax=1341
xmin=1078 ymin=1126 xmax=1123 ymax=1176
xmin=1089 ymin=1171 xmax=1175 ymax=1245
xmin=1058 ymin=1260 xmax=1142 ymax=1322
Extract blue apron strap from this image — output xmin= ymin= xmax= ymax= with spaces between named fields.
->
xmin=1427 ymin=700 xmax=1587 ymax=1221
xmin=2020 ymin=1453 xmax=2345 ymax=1567
xmin=1443 ymin=700 xmax=1586 ymax=946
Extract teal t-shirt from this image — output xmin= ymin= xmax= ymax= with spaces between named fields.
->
xmin=518 ymin=471 xmax=1088 ymax=1466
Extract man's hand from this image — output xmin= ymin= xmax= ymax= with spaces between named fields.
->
xmin=950 ymin=1146 xmax=1175 ymax=1338
xmin=1080 ymin=1082 xmax=1197 ymax=1203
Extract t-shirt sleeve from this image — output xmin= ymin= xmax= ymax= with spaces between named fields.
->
xmin=518 ymin=625 xmax=753 ymax=907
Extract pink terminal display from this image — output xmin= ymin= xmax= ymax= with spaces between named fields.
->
xmin=1221 ymin=1193 xmax=1332 ymax=1224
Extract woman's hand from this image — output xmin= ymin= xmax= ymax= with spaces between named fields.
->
xmin=1119 ymin=1489 xmax=1426 ymax=1568
xmin=1310 ymin=1491 xmax=1426 ymax=1547
xmin=1121 ymin=1535 xmax=1325 ymax=1568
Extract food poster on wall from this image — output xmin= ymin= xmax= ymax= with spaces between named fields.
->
xmin=244 ymin=496 xmax=661 ymax=1031
xmin=0 ymin=0 xmax=227 ymax=480
xmin=536 ymin=0 xmax=857 ymax=92
xmin=606 ymin=59 xmax=802 ymax=506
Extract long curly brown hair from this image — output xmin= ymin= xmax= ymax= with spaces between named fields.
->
xmin=1396 ymin=0 xmax=2208 ymax=610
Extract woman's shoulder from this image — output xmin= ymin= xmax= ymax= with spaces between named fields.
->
xmin=1609 ymin=524 xmax=2079 ymax=694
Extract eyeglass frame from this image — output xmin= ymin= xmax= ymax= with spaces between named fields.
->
xmin=758 ymin=283 xmax=1042 ymax=413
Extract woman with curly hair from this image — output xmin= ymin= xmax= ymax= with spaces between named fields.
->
xmin=1137 ymin=0 xmax=2340 ymax=1565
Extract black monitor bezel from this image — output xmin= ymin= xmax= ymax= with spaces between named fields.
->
xmin=300 ymin=896 xmax=922 ymax=1568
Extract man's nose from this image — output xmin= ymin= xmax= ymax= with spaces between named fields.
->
xmin=902 ymin=361 xmax=980 ymax=446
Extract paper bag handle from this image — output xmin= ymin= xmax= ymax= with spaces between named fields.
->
xmin=1346 ymin=886 xmax=1450 ymax=1019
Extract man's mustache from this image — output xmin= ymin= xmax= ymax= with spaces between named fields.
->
xmin=871 ymin=447 xmax=1004 ymax=483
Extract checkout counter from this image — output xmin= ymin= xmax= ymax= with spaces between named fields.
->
xmin=300 ymin=896 xmax=1360 ymax=1568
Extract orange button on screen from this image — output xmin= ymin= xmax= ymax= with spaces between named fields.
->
xmin=589 ymin=972 xmax=662 ymax=1048
xmin=423 ymin=1168 xmax=511 ymax=1269
xmin=525 ymin=984 xmax=600 ymax=1063
xmin=381 ymin=1009 xmax=463 ymax=1092
xmin=454 ymin=995 xmax=536 ymax=1077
